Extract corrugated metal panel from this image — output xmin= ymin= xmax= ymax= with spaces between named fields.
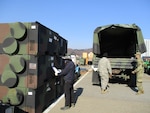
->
xmin=142 ymin=39 xmax=150 ymax=56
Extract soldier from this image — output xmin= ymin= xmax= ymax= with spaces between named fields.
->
xmin=97 ymin=53 xmax=112 ymax=94
xmin=55 ymin=56 xmax=75 ymax=110
xmin=132 ymin=52 xmax=144 ymax=95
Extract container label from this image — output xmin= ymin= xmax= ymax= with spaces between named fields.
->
xmin=31 ymin=25 xmax=36 ymax=29
xmin=28 ymin=92 xmax=33 ymax=95
xmin=49 ymin=38 xmax=53 ymax=43
xmin=29 ymin=63 xmax=37 ymax=69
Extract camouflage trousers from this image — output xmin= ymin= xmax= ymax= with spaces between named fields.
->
xmin=136 ymin=73 xmax=144 ymax=92
xmin=137 ymin=81 xmax=144 ymax=92
xmin=100 ymin=73 xmax=109 ymax=90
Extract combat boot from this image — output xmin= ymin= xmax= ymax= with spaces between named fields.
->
xmin=141 ymin=90 xmax=144 ymax=94
xmin=71 ymin=103 xmax=75 ymax=107
xmin=101 ymin=89 xmax=105 ymax=94
xmin=136 ymin=90 xmax=144 ymax=95
xmin=101 ymin=89 xmax=108 ymax=94
xmin=60 ymin=106 xmax=70 ymax=110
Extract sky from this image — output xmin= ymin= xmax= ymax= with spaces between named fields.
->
xmin=0 ymin=0 xmax=150 ymax=49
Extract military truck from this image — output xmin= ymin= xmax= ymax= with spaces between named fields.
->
xmin=92 ymin=24 xmax=147 ymax=86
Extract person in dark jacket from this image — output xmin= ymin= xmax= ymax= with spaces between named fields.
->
xmin=55 ymin=57 xmax=75 ymax=110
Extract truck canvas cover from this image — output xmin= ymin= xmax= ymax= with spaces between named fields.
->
xmin=93 ymin=24 xmax=147 ymax=57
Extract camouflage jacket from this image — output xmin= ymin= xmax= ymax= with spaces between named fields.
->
xmin=134 ymin=58 xmax=144 ymax=82
xmin=134 ymin=58 xmax=144 ymax=74
xmin=97 ymin=57 xmax=112 ymax=75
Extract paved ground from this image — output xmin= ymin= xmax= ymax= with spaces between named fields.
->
xmin=43 ymin=68 xmax=150 ymax=113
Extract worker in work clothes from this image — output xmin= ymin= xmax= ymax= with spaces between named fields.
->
xmin=55 ymin=56 xmax=75 ymax=110
xmin=97 ymin=53 xmax=112 ymax=94
xmin=132 ymin=52 xmax=144 ymax=95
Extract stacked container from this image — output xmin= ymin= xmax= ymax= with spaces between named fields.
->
xmin=0 ymin=21 xmax=67 ymax=113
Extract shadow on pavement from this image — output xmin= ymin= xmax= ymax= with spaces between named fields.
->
xmin=74 ymin=87 xmax=83 ymax=104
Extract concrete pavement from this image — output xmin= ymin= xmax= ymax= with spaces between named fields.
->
xmin=43 ymin=69 xmax=150 ymax=113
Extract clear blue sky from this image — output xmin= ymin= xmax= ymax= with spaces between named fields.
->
xmin=0 ymin=0 xmax=150 ymax=49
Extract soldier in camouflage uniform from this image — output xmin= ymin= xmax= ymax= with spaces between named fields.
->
xmin=132 ymin=52 xmax=144 ymax=95
xmin=97 ymin=53 xmax=112 ymax=94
